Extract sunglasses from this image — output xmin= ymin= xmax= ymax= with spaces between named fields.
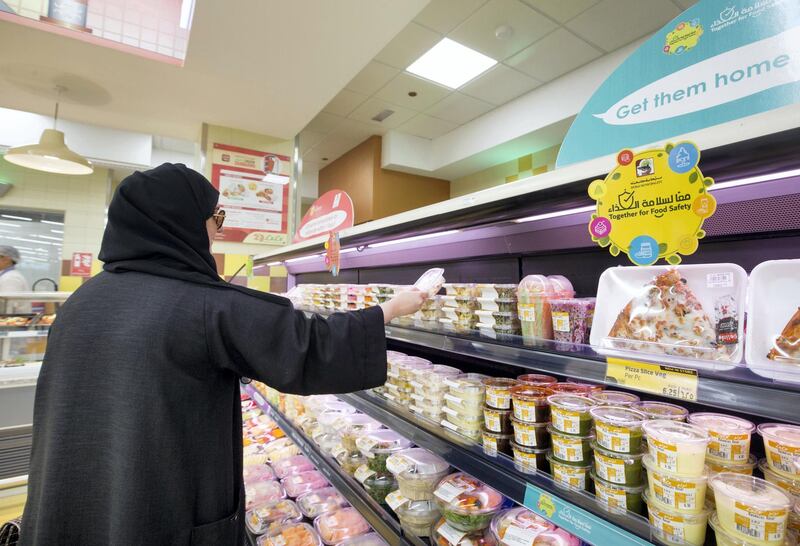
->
xmin=212 ymin=206 xmax=226 ymax=232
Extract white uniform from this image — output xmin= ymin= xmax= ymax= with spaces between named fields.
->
xmin=0 ymin=267 xmax=30 ymax=313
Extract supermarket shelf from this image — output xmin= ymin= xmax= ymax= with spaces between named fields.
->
xmin=0 ymin=330 xmax=49 ymax=339
xmin=340 ymin=390 xmax=652 ymax=546
xmin=242 ymin=384 xmax=423 ymax=546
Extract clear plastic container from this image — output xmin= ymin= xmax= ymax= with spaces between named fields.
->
xmin=397 ymin=357 xmax=433 ymax=382
xmin=442 ymin=407 xmax=484 ymax=434
xmin=296 ymin=486 xmax=349 ymax=519
xmin=444 ymin=283 xmax=477 ymax=297
xmin=758 ymin=423 xmax=800 ymax=478
xmin=246 ymin=499 xmax=303 ymax=535
xmin=244 ymin=464 xmax=277 ymax=484
xmin=633 ymin=401 xmax=688 ymax=422
xmin=590 ymin=391 xmax=640 ymax=407
xmin=492 ymin=312 xmax=520 ymax=328
xmin=314 ymin=507 xmax=371 ymax=545
xmin=494 ymin=299 xmax=518 ymax=314
xmin=550 ymin=297 xmax=596 ymax=344
xmin=258 ymin=521 xmax=322 ymax=546
xmin=511 ymin=418 xmax=550 ymax=448
xmin=271 ymin=455 xmax=316 ymax=479
xmin=643 ymin=455 xmax=709 ymax=514
xmin=518 ymin=275 xmax=575 ymax=341
xmin=482 ymin=429 xmax=513 ymax=456
xmin=688 ymin=412 xmax=755 ymax=464
xmin=590 ymin=406 xmax=646 ymax=454
xmin=760 ymin=459 xmax=800 ymax=499
xmin=547 ymin=452 xmax=592 ymax=492
xmin=643 ymin=489 xmax=711 ymax=546
xmin=511 ymin=385 xmax=552 ymax=424
xmin=445 ymin=374 xmax=488 ymax=404
xmin=548 ymin=383 xmax=593 ymax=396
xmin=246 ymin=480 xmax=287 ymax=510
xmin=282 ymin=470 xmax=330 ymax=498
xmin=483 ymin=406 xmax=513 ymax=434
xmin=335 ymin=532 xmax=388 ymax=546
xmin=336 ymin=450 xmax=366 ymax=477
xmin=511 ymin=442 xmax=549 ymax=474
xmin=264 ymin=438 xmax=301 ymax=464
xmin=549 ymin=425 xmax=594 ymax=465
xmin=548 ymin=394 xmax=596 ymax=436
xmin=477 ymin=298 xmax=500 ymax=312
xmin=356 ymin=430 xmax=413 ymax=473
xmin=591 ymin=471 xmax=645 ymax=514
xmin=396 ymin=500 xmax=441 ymax=537
xmin=592 ymin=441 xmax=644 ymax=486
xmin=489 ymin=507 xmax=556 ymax=544
xmin=710 ymin=511 xmax=796 ymax=546
xmin=516 ymin=374 xmax=558 ymax=387
xmin=339 ymin=414 xmax=384 ymax=452
xmin=386 ymin=448 xmax=450 ymax=501
xmin=414 ymin=365 xmax=461 ymax=393
xmin=706 ymin=455 xmax=758 ymax=477
xmin=710 ymin=473 xmax=792 ymax=545
xmin=433 ymin=472 xmax=505 ymax=532
xmin=642 ymin=420 xmax=709 ymax=476
xmin=440 ymin=418 xmax=483 ymax=441
xmin=431 ymin=518 xmax=497 ymax=546
xmin=363 ymin=473 xmax=397 ymax=505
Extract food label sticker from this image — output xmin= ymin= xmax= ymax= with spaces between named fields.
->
xmin=437 ymin=522 xmax=468 ymax=545
xmin=486 ymin=391 xmax=512 ymax=409
xmin=443 ymin=379 xmax=460 ymax=389
xmin=596 ymin=422 xmax=632 ymax=453
xmin=356 ymin=436 xmax=378 ymax=452
xmin=766 ymin=441 xmax=800 ymax=474
xmin=383 ymin=393 xmax=396 ymax=401
xmin=331 ymin=445 xmax=347 ymax=459
xmin=434 ymin=482 xmax=468 ymax=503
xmin=442 ymin=406 xmax=459 ymax=417
xmin=502 ymin=525 xmax=539 ymax=546
xmin=707 ymin=272 xmax=734 ymax=288
xmin=518 ymin=303 xmax=536 ymax=322
xmin=650 ymin=509 xmax=686 ymax=542
xmin=734 ymin=501 xmax=788 ymax=542
xmin=409 ymin=405 xmax=424 ymax=414
xmin=443 ymin=394 xmax=464 ymax=406
xmin=483 ymin=436 xmax=498 ymax=454
xmin=441 ymin=419 xmax=460 ymax=432
xmin=553 ymin=465 xmax=586 ymax=489
xmin=653 ymin=475 xmax=698 ymax=511
xmin=385 ymin=455 xmax=411 ymax=475
xmin=649 ymin=437 xmax=679 ymax=473
xmin=707 ymin=431 xmax=749 ymax=462
xmin=270 ymin=536 xmax=287 ymax=546
xmin=553 ymin=437 xmax=584 ymax=462
xmin=552 ymin=311 xmax=571 ymax=333
xmin=595 ymin=452 xmax=626 ymax=484
xmin=552 ymin=407 xmax=582 ymax=435
xmin=354 ymin=465 xmax=375 ymax=483
xmin=385 ymin=490 xmax=410 ymax=511
xmin=605 ymin=358 xmax=698 ymax=403
xmin=596 ymin=481 xmax=627 ymax=511
xmin=515 ymin=428 xmax=541 ymax=447
xmin=485 ymin=412 xmax=502 ymax=432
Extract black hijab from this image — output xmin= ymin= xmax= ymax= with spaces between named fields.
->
xmin=100 ymin=163 xmax=285 ymax=305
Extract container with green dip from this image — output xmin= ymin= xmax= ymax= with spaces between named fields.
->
xmin=591 ymin=471 xmax=645 ymax=515
xmin=591 ymin=441 xmax=645 ymax=486
xmin=548 ymin=425 xmax=594 ymax=465
xmin=547 ymin=394 xmax=596 ymax=436
xmin=590 ymin=406 xmax=646 ymax=454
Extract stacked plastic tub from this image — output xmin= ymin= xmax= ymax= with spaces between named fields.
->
xmin=475 ymin=284 xmax=521 ymax=339
xmin=408 ymin=364 xmax=461 ymax=422
xmin=441 ymin=373 xmax=488 ymax=441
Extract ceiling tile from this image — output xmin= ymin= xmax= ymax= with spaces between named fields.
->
xmin=566 ymin=0 xmax=681 ymax=52
xmin=375 ymin=73 xmax=452 ymax=111
xmin=374 ymin=22 xmax=442 ymax=69
xmin=322 ymin=89 xmax=369 ymax=117
xmin=398 ymin=114 xmax=459 ymax=139
xmin=345 ymin=61 xmax=400 ymax=95
xmin=460 ymin=64 xmax=540 ymax=105
xmin=520 ymin=0 xmax=598 ymax=23
xmin=348 ymin=97 xmax=418 ymax=129
xmin=449 ymin=0 xmax=557 ymax=61
xmin=507 ymin=28 xmax=601 ymax=82
xmin=298 ymin=129 xmax=326 ymax=153
xmin=414 ymin=0 xmax=488 ymax=34
xmin=304 ymin=112 xmax=345 ymax=134
xmin=426 ymin=92 xmax=494 ymax=124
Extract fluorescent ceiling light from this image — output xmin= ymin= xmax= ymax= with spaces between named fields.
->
xmin=514 ymin=205 xmax=596 ymax=224
xmin=406 ymin=38 xmax=497 ymax=89
xmin=369 ymin=230 xmax=460 ymax=248
xmin=285 ymin=253 xmax=324 ymax=264
xmin=709 ymin=168 xmax=800 ymax=191
xmin=50 ymin=229 xmax=64 ymax=234
xmin=266 ymin=261 xmax=282 ymax=267
xmin=41 ymin=220 xmax=64 ymax=226
xmin=179 ymin=0 xmax=194 ymax=29
xmin=339 ymin=248 xmax=357 ymax=254
xmin=0 ymin=222 xmax=20 ymax=228
xmin=1 ymin=214 xmax=32 ymax=222
xmin=36 ymin=235 xmax=62 ymax=241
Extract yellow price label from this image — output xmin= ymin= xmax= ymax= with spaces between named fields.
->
xmin=605 ymin=357 xmax=698 ymax=402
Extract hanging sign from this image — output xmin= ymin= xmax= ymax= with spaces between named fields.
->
xmin=70 ymin=252 xmax=92 ymax=277
xmin=557 ymin=0 xmax=800 ymax=167
xmin=294 ymin=190 xmax=354 ymax=243
xmin=588 ymin=141 xmax=715 ymax=265
xmin=324 ymin=232 xmax=341 ymax=277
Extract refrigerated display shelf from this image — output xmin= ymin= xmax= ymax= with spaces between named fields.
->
xmin=340 ymin=390 xmax=653 ymax=546
xmin=242 ymin=383 xmax=424 ymax=546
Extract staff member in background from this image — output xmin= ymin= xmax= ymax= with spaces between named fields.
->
xmin=20 ymin=163 xmax=427 ymax=546
xmin=0 ymin=246 xmax=29 ymax=293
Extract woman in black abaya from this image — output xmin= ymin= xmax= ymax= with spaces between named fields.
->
xmin=20 ymin=163 xmax=425 ymax=546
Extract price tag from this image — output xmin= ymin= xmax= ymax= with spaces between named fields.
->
xmin=436 ymin=522 xmax=467 ymax=545
xmin=605 ymin=358 xmax=698 ymax=402
xmin=253 ymin=392 xmax=265 ymax=406
xmin=354 ymin=464 xmax=375 ymax=484
xmin=502 ymin=525 xmax=539 ymax=546
xmin=331 ymin=445 xmax=346 ymax=460
xmin=385 ymin=454 xmax=412 ymax=475
xmin=385 ymin=490 xmax=410 ymax=511
xmin=441 ymin=419 xmax=459 ymax=432
xmin=434 ymin=481 xmax=469 ymax=503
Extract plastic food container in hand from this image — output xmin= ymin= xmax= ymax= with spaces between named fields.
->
xmin=591 ymin=471 xmax=645 ymax=514
xmin=356 ymin=430 xmax=413 ymax=473
xmin=549 ymin=425 xmax=594 ymax=465
xmin=246 ymin=480 xmax=287 ymax=510
xmin=632 ymin=401 xmax=688 ymax=422
xmin=363 ymin=473 xmax=397 ymax=505
xmin=339 ymin=414 xmax=384 ymax=452
xmin=511 ymin=385 xmax=552 ymax=423
xmin=489 ymin=507 xmax=555 ymax=544
xmin=246 ymin=499 xmax=303 ymax=535
xmin=710 ymin=473 xmax=792 ymax=545
xmin=258 ymin=521 xmax=322 ymax=546
xmin=483 ymin=406 xmax=513 ymax=433
xmin=244 ymin=464 xmax=277 ymax=484
xmin=643 ymin=489 xmax=711 ymax=546
xmin=511 ymin=442 xmax=549 ymax=474
xmin=590 ymin=406 xmax=646 ymax=454
xmin=643 ymin=454 xmax=708 ymax=514
xmin=592 ymin=442 xmax=644 ymax=486
xmin=314 ymin=507 xmax=371 ymax=545
xmin=434 ymin=472 xmax=505 ymax=532
xmin=395 ymin=500 xmax=441 ymax=537
xmin=282 ymin=470 xmax=330 ymax=498
xmin=482 ymin=429 xmax=513 ymax=456
xmin=589 ymin=391 xmax=640 ymax=407
xmin=688 ymin=413 xmax=755 ymax=464
xmin=550 ymin=297 xmax=596 ymax=344
xmin=511 ymin=418 xmax=549 ymax=448
xmin=758 ymin=423 xmax=800 ymax=478
xmin=642 ymin=420 xmax=709 ymax=476
xmin=548 ymin=394 xmax=596 ymax=436
xmin=431 ymin=517 xmax=498 ymax=546
xmin=546 ymin=452 xmax=592 ymax=492
xmin=387 ymin=448 xmax=450 ymax=501
xmin=335 ymin=532 xmax=388 ymax=546
xmin=297 ymin=487 xmax=349 ymax=519
xmin=271 ymin=455 xmax=315 ymax=479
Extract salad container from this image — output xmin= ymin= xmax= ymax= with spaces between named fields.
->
xmin=297 ymin=487 xmax=349 ymax=519
xmin=511 ymin=418 xmax=549 ymax=448
xmin=591 ymin=472 xmax=645 ymax=514
xmin=494 ymin=299 xmax=518 ymax=314
xmin=758 ymin=423 xmax=800 ymax=477
xmin=510 ymin=385 xmax=552 ymax=423
xmin=483 ymin=406 xmax=513 ymax=434
xmin=395 ymin=500 xmax=440 ymax=537
xmin=482 ymin=429 xmax=513 ymax=456
xmin=511 ymin=442 xmax=549 ymax=474
xmin=549 ymin=426 xmax=594 ymax=465
xmin=643 ymin=489 xmax=711 ymax=546
xmin=258 ymin=522 xmax=322 ymax=546
xmin=590 ymin=406 xmax=646 ymax=454
xmin=589 ymin=391 xmax=640 ymax=407
xmin=592 ymin=442 xmax=644 ymax=486
xmin=246 ymin=480 xmax=287 ymax=510
xmin=282 ymin=470 xmax=330 ymax=498
xmin=547 ymin=452 xmax=592 ymax=492
xmin=433 ymin=473 xmax=505 ymax=532
xmin=643 ymin=455 xmax=708 ymax=514
xmin=356 ymin=430 xmax=413 ymax=473
xmin=336 ymin=450 xmax=366 ymax=477
xmin=489 ymin=507 xmax=555 ymax=544
xmin=314 ymin=507 xmax=371 ymax=545
xmin=549 ymin=297 xmax=595 ymax=344
xmin=431 ymin=518 xmax=497 ymax=546
xmin=386 ymin=448 xmax=450 ymax=501
xmin=339 ymin=414 xmax=384 ymax=452
xmin=642 ymin=420 xmax=708 ymax=476
xmin=246 ymin=499 xmax=303 ymax=535
xmin=689 ymin=413 xmax=755 ymax=464
xmin=363 ymin=473 xmax=397 ymax=505
xmin=632 ymin=401 xmax=688 ymax=422
xmin=548 ymin=394 xmax=596 ymax=436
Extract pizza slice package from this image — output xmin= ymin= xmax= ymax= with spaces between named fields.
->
xmin=746 ymin=259 xmax=800 ymax=383
xmin=591 ymin=264 xmax=747 ymax=368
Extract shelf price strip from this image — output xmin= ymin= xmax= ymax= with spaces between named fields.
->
xmin=605 ymin=357 xmax=698 ymax=402
xmin=523 ymin=483 xmax=651 ymax=546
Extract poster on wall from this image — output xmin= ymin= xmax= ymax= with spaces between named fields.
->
xmin=557 ymin=0 xmax=800 ymax=167
xmin=70 ymin=252 xmax=93 ymax=277
xmin=211 ymin=143 xmax=290 ymax=245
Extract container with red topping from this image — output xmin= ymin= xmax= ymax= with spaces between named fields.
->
xmin=433 ymin=473 xmax=505 ymax=532
xmin=282 ymin=470 xmax=330 ymax=498
xmin=314 ymin=507 xmax=371 ymax=545
xmin=516 ymin=374 xmax=558 ymax=387
xmin=489 ymin=507 xmax=555 ymax=544
xmin=688 ymin=412 xmax=755 ymax=464
xmin=296 ymin=487 xmax=349 ymax=519
xmin=483 ymin=377 xmax=518 ymax=410
xmin=510 ymin=385 xmax=552 ymax=423
xmin=548 ymin=383 xmax=592 ymax=396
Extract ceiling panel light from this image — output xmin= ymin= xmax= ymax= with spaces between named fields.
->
xmin=406 ymin=38 xmax=497 ymax=89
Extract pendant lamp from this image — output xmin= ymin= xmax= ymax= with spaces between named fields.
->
xmin=4 ymin=88 xmax=93 ymax=175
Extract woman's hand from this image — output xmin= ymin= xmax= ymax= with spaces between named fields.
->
xmin=380 ymin=289 xmax=428 ymax=324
